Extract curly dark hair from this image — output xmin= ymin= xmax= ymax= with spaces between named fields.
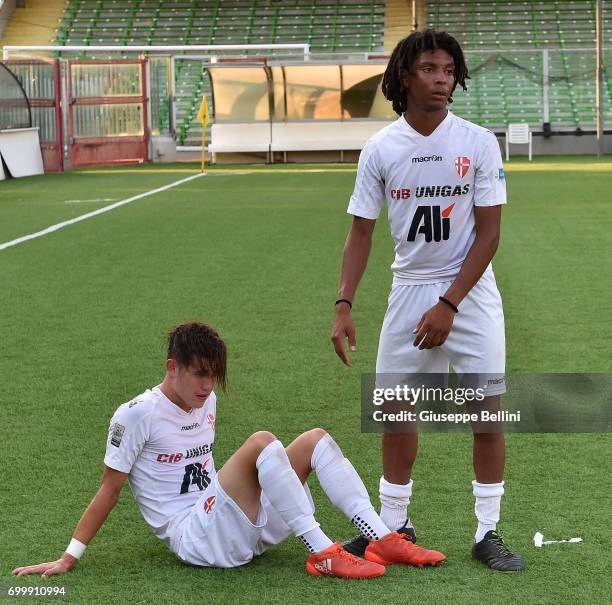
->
xmin=167 ymin=321 xmax=227 ymax=392
xmin=382 ymin=29 xmax=469 ymax=116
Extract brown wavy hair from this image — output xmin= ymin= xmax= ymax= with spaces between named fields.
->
xmin=167 ymin=321 xmax=227 ymax=392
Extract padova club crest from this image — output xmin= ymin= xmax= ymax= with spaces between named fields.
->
xmin=454 ymin=156 xmax=471 ymax=178
xmin=204 ymin=495 xmax=216 ymax=513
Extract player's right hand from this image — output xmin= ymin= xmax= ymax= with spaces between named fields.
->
xmin=12 ymin=554 xmax=78 ymax=577
xmin=331 ymin=306 xmax=357 ymax=366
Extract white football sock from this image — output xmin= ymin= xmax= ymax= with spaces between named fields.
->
xmin=256 ymin=439 xmax=332 ymax=552
xmin=473 ymin=480 xmax=504 ymax=543
xmin=298 ymin=527 xmax=334 ymax=554
xmin=311 ymin=433 xmax=390 ymax=540
xmin=379 ymin=476 xmax=413 ymax=531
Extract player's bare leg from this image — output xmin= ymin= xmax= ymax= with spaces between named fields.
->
xmin=216 ymin=427 xmax=339 ymax=517
xmin=473 ymin=432 xmax=505 ymax=483
xmin=470 ymin=395 xmax=505 ymax=483
xmin=382 ymin=432 xmax=418 ymax=484
xmin=217 ymin=430 xmax=276 ymax=522
xmin=217 ymin=428 xmax=328 ymax=518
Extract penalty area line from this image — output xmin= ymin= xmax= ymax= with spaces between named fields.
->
xmin=0 ymin=172 xmax=206 ymax=252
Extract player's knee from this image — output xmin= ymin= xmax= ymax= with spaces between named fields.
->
xmin=307 ymin=427 xmax=328 ymax=442
xmin=298 ymin=427 xmax=328 ymax=450
xmin=248 ymin=430 xmax=277 ymax=451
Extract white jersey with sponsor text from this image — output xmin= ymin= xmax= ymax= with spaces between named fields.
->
xmin=104 ymin=386 xmax=216 ymax=548
xmin=347 ymin=111 xmax=507 ymax=284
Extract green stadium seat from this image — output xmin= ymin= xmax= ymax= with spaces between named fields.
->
xmin=429 ymin=0 xmax=612 ymax=129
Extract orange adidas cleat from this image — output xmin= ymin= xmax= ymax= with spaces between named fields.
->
xmin=365 ymin=532 xmax=446 ymax=567
xmin=306 ymin=543 xmax=386 ymax=579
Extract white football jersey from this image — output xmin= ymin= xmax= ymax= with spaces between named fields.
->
xmin=348 ymin=111 xmax=507 ymax=285
xmin=104 ymin=386 xmax=217 ymax=548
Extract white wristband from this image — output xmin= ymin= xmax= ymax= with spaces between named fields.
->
xmin=65 ymin=538 xmax=87 ymax=560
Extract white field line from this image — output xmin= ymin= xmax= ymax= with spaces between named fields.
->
xmin=64 ymin=198 xmax=117 ymax=204
xmin=0 ymin=172 xmax=206 ymax=252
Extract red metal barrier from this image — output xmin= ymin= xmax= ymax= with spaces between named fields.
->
xmin=68 ymin=59 xmax=149 ymax=167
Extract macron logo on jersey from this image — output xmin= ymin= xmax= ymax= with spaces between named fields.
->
xmin=412 ymin=154 xmax=442 ymax=163
xmin=181 ymin=422 xmax=200 ymax=431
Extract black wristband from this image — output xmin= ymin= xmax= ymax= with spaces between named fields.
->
xmin=335 ymin=298 xmax=352 ymax=310
xmin=438 ymin=296 xmax=459 ymax=313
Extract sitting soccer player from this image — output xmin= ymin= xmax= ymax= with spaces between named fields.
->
xmin=12 ymin=321 xmax=445 ymax=580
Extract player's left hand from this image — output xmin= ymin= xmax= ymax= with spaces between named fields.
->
xmin=12 ymin=553 xmax=78 ymax=577
xmin=412 ymin=302 xmax=456 ymax=349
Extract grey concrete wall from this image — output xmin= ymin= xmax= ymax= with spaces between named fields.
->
xmin=175 ymin=129 xmax=612 ymax=164
xmin=177 ymin=132 xmax=611 ymax=164
xmin=495 ymin=133 xmax=612 ymax=157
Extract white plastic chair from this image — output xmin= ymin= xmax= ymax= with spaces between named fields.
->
xmin=505 ymin=123 xmax=532 ymax=161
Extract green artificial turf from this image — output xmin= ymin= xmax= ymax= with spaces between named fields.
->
xmin=0 ymin=159 xmax=610 ymax=604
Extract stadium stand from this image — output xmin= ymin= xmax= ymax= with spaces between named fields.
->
xmin=52 ymin=0 xmax=385 ymax=145
xmin=384 ymin=0 xmax=422 ymax=51
xmin=428 ymin=1 xmax=612 ymax=129
xmin=0 ymin=0 xmax=65 ymax=47
xmin=3 ymin=1 xmax=607 ymax=143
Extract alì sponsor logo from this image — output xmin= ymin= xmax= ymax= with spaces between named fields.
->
xmin=407 ymin=204 xmax=456 ymax=242
xmin=412 ymin=155 xmax=443 ymax=163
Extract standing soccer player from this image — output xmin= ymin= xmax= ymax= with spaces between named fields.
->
xmin=331 ymin=30 xmax=524 ymax=571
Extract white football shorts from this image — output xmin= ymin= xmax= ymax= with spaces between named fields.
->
xmin=376 ymin=271 xmax=506 ymax=396
xmin=171 ymin=474 xmax=313 ymax=568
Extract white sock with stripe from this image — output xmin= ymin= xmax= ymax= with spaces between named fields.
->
xmin=311 ymin=433 xmax=390 ymax=540
xmin=256 ymin=439 xmax=333 ymax=553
